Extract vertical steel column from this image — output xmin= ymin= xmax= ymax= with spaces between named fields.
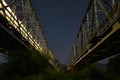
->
xmin=12 ymin=0 xmax=16 ymax=15
xmin=73 ymin=45 xmax=76 ymax=58
xmin=21 ymin=0 xmax=26 ymax=27
xmin=111 ymin=0 xmax=115 ymax=8
xmin=27 ymin=1 xmax=32 ymax=35
xmin=90 ymin=1 xmax=94 ymax=37
xmin=86 ymin=13 xmax=90 ymax=31
xmin=94 ymin=0 xmax=99 ymax=35
xmin=86 ymin=13 xmax=90 ymax=40
xmin=82 ymin=24 xmax=87 ymax=47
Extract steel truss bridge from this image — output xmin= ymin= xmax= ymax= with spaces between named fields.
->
xmin=67 ymin=0 xmax=120 ymax=70
xmin=0 ymin=0 xmax=57 ymax=68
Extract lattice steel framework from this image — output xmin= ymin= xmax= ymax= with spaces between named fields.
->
xmin=67 ymin=0 xmax=120 ymax=68
xmin=0 ymin=0 xmax=54 ymax=58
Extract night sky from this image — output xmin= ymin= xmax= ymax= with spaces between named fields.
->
xmin=32 ymin=0 xmax=88 ymax=64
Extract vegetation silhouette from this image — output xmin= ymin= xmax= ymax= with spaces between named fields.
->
xmin=0 ymin=49 xmax=120 ymax=80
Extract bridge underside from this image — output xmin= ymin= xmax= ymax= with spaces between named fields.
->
xmin=69 ymin=17 xmax=120 ymax=70
xmin=0 ymin=15 xmax=36 ymax=57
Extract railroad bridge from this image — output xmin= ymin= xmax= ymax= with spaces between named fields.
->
xmin=0 ymin=0 xmax=57 ymax=68
xmin=67 ymin=0 xmax=120 ymax=70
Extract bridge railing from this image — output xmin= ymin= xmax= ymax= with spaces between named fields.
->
xmin=67 ymin=0 xmax=120 ymax=67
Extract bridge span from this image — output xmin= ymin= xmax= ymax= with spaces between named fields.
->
xmin=67 ymin=0 xmax=120 ymax=70
xmin=0 ymin=0 xmax=57 ymax=69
